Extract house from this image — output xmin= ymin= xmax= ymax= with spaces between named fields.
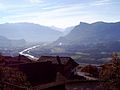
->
xmin=38 ymin=56 xmax=79 ymax=79
xmin=5 ymin=61 xmax=66 ymax=90
xmin=0 ymin=55 xmax=100 ymax=90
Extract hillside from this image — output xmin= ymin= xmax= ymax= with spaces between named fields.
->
xmin=0 ymin=36 xmax=26 ymax=47
xmin=54 ymin=21 xmax=120 ymax=45
xmin=0 ymin=23 xmax=62 ymax=42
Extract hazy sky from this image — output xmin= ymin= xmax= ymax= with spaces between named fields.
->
xmin=0 ymin=0 xmax=120 ymax=28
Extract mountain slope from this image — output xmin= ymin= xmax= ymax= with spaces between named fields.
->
xmin=63 ymin=26 xmax=74 ymax=35
xmin=0 ymin=23 xmax=62 ymax=42
xmin=0 ymin=36 xmax=26 ymax=47
xmin=51 ymin=26 xmax=74 ymax=35
xmin=54 ymin=21 xmax=120 ymax=45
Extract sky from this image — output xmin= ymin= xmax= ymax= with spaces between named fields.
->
xmin=0 ymin=0 xmax=120 ymax=29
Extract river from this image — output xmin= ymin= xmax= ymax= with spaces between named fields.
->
xmin=19 ymin=45 xmax=40 ymax=61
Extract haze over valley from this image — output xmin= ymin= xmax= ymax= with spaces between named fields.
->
xmin=1 ymin=21 xmax=120 ymax=64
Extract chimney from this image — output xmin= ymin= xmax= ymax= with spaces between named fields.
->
xmin=18 ymin=54 xmax=21 ymax=61
xmin=57 ymin=56 xmax=62 ymax=65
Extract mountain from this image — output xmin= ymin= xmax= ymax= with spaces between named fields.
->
xmin=51 ymin=26 xmax=64 ymax=32
xmin=0 ymin=36 xmax=11 ymax=47
xmin=0 ymin=36 xmax=26 ymax=47
xmin=51 ymin=26 xmax=74 ymax=35
xmin=63 ymin=26 xmax=74 ymax=35
xmin=53 ymin=21 xmax=120 ymax=46
xmin=0 ymin=23 xmax=62 ymax=42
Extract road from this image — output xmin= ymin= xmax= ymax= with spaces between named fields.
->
xmin=76 ymin=72 xmax=98 ymax=80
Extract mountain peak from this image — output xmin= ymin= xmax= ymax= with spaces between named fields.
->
xmin=79 ymin=22 xmax=90 ymax=28
xmin=91 ymin=21 xmax=106 ymax=25
xmin=80 ymin=22 xmax=89 ymax=25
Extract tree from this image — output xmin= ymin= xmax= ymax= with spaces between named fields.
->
xmin=99 ymin=53 xmax=120 ymax=90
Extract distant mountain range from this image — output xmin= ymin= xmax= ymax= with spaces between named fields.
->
xmin=51 ymin=26 xmax=74 ymax=35
xmin=0 ymin=23 xmax=62 ymax=42
xmin=0 ymin=36 xmax=26 ymax=47
xmin=1 ymin=21 xmax=120 ymax=47
xmin=54 ymin=21 xmax=120 ymax=46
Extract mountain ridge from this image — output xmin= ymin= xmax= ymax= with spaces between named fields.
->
xmin=53 ymin=21 xmax=120 ymax=46
xmin=0 ymin=23 xmax=62 ymax=42
xmin=0 ymin=35 xmax=26 ymax=47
